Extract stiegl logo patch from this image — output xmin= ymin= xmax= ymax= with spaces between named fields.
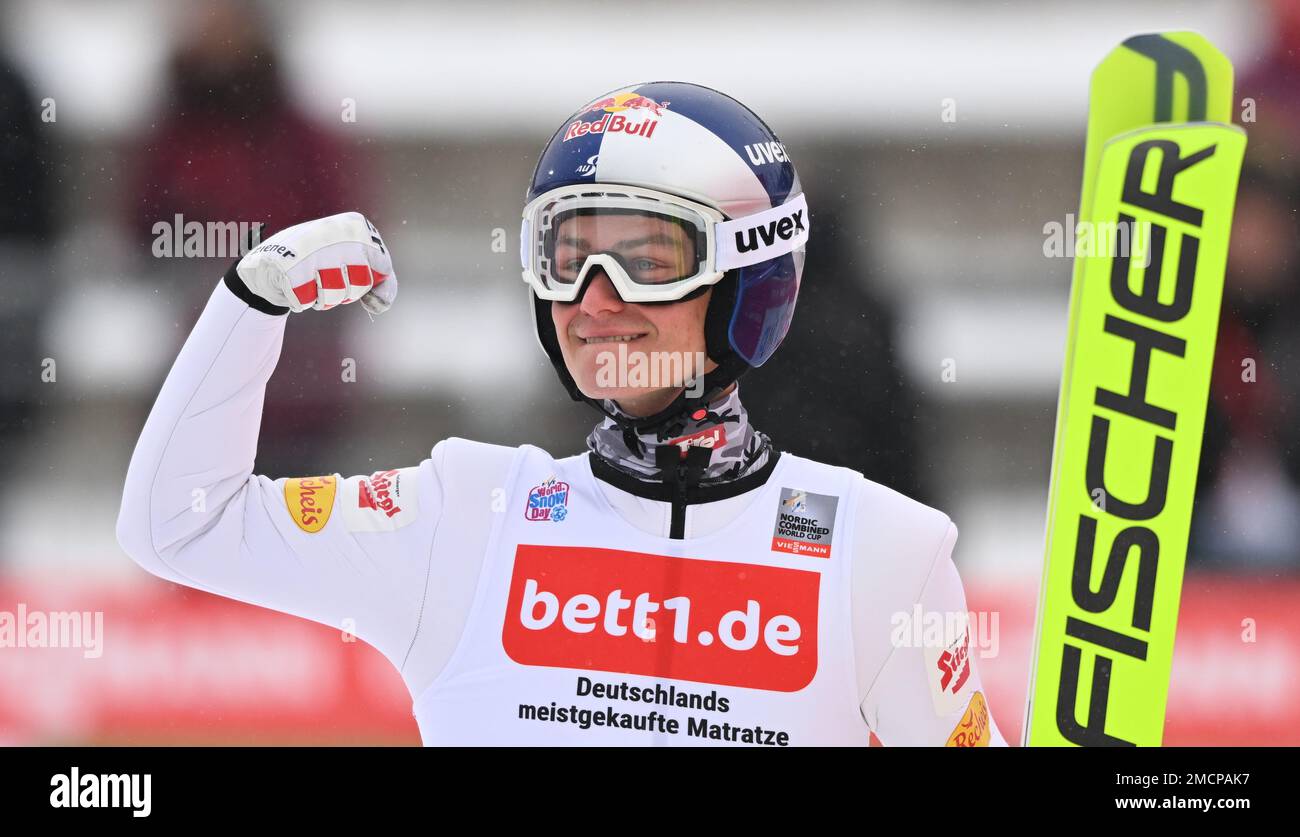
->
xmin=340 ymin=467 xmax=420 ymax=532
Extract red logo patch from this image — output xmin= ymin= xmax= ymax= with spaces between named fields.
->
xmin=666 ymin=425 xmax=727 ymax=457
xmin=502 ymin=545 xmax=820 ymax=691
xmin=357 ymin=469 xmax=402 ymax=518
xmin=937 ymin=627 xmax=972 ymax=694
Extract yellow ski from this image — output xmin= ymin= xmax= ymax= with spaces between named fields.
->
xmin=1023 ymin=33 xmax=1247 ymax=746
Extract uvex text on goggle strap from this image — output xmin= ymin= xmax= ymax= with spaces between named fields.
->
xmin=521 ymin=185 xmax=809 ymax=303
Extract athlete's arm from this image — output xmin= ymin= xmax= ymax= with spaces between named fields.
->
xmin=115 ymin=213 xmax=440 ymax=669
xmin=852 ymin=486 xmax=1007 ymax=746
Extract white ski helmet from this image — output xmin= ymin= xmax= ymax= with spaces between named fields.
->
xmin=522 ymin=81 xmax=808 ymax=430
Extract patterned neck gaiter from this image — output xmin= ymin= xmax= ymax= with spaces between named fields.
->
xmin=585 ymin=383 xmax=774 ymax=485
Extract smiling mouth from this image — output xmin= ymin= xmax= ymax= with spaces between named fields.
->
xmin=580 ymin=333 xmax=648 ymax=345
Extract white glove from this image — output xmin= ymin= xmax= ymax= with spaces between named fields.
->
xmin=236 ymin=211 xmax=397 ymax=314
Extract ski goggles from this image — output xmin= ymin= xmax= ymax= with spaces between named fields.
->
xmin=521 ymin=184 xmax=808 ymax=304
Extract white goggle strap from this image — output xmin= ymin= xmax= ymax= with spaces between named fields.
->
xmin=520 ymin=218 xmax=531 ymax=270
xmin=715 ymin=192 xmax=809 ymax=271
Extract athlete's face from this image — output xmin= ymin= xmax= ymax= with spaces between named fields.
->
xmin=551 ymin=214 xmax=717 ymax=417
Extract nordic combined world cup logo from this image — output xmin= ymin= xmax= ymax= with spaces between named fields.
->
xmin=525 ymin=476 xmax=570 ymax=522
xmin=781 ymin=490 xmax=808 ymax=515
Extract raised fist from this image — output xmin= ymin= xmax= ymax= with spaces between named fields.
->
xmin=236 ymin=211 xmax=397 ymax=314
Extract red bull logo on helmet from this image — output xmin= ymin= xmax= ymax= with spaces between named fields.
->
xmin=563 ymin=112 xmax=660 ymax=143
xmin=564 ymin=92 xmax=670 ymax=143
xmin=581 ymin=92 xmax=671 ymax=117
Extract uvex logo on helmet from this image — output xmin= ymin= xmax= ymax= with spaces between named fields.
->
xmin=744 ymin=141 xmax=789 ymax=166
xmin=734 ymin=206 xmax=807 ymax=254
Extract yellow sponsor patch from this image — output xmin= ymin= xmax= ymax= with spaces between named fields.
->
xmin=946 ymin=691 xmax=991 ymax=747
xmin=284 ymin=476 xmax=336 ymax=533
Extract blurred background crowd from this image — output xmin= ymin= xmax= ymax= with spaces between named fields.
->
xmin=0 ymin=0 xmax=1295 ymax=744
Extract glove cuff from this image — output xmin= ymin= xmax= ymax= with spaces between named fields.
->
xmin=223 ymin=259 xmax=289 ymax=316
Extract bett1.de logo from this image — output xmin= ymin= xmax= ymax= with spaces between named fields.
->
xmin=502 ymin=545 xmax=821 ymax=691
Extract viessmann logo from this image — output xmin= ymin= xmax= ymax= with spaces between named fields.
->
xmin=502 ymin=545 xmax=821 ymax=691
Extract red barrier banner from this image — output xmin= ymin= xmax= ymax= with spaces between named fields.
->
xmin=1 ymin=573 xmax=1295 ymax=745
xmin=0 ymin=582 xmax=419 ymax=745
xmin=968 ymin=574 xmax=1300 ymax=746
